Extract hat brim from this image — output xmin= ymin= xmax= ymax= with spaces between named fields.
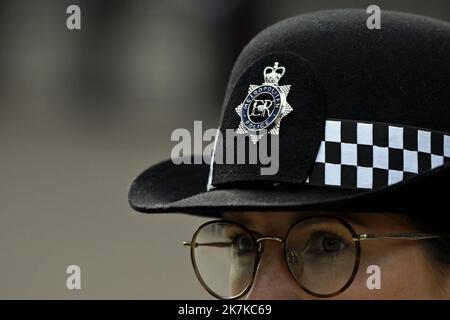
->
xmin=128 ymin=157 xmax=450 ymax=216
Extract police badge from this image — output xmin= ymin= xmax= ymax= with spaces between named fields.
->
xmin=235 ymin=62 xmax=293 ymax=143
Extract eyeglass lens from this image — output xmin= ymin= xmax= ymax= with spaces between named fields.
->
xmin=191 ymin=218 xmax=358 ymax=299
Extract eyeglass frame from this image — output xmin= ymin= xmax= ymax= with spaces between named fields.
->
xmin=183 ymin=216 xmax=448 ymax=300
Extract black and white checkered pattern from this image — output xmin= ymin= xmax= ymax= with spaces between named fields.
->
xmin=305 ymin=119 xmax=450 ymax=190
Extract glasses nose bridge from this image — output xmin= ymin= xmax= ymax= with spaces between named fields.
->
xmin=255 ymin=236 xmax=284 ymax=252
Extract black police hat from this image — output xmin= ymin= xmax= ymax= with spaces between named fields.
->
xmin=128 ymin=9 xmax=450 ymax=216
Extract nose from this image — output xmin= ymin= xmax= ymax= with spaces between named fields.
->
xmin=245 ymin=240 xmax=303 ymax=300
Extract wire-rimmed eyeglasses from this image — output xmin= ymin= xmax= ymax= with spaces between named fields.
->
xmin=183 ymin=216 xmax=448 ymax=299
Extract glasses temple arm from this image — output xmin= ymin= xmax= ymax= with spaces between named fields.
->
xmin=353 ymin=232 xmax=448 ymax=241
xmin=182 ymin=241 xmax=233 ymax=248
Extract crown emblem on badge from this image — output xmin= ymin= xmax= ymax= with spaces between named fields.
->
xmin=235 ymin=62 xmax=293 ymax=143
xmin=263 ymin=62 xmax=286 ymax=84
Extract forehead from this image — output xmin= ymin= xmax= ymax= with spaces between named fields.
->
xmin=222 ymin=211 xmax=411 ymax=233
xmin=223 ymin=211 xmax=302 ymax=227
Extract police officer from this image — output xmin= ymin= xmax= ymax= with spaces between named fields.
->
xmin=129 ymin=9 xmax=450 ymax=299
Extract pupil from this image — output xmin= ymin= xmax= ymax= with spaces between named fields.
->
xmin=322 ymin=236 xmax=340 ymax=253
xmin=237 ymin=235 xmax=253 ymax=252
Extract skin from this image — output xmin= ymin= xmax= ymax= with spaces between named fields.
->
xmin=221 ymin=211 xmax=450 ymax=300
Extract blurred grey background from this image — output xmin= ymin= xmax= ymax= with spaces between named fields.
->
xmin=0 ymin=0 xmax=449 ymax=299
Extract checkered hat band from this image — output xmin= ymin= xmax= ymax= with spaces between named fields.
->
xmin=305 ymin=119 xmax=450 ymax=190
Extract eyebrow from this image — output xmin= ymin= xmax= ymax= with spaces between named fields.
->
xmin=222 ymin=212 xmax=253 ymax=225
xmin=337 ymin=213 xmax=369 ymax=227
xmin=222 ymin=211 xmax=369 ymax=229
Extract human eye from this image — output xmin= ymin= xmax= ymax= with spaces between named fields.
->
xmin=306 ymin=231 xmax=349 ymax=259
xmin=230 ymin=232 xmax=256 ymax=256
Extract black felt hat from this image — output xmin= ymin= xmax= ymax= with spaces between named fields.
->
xmin=128 ymin=9 xmax=450 ymax=216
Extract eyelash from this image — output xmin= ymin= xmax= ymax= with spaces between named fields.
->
xmin=226 ymin=226 xmax=349 ymax=261
xmin=307 ymin=232 xmax=348 ymax=259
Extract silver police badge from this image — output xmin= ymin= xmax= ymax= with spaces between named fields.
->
xmin=235 ymin=62 xmax=293 ymax=143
